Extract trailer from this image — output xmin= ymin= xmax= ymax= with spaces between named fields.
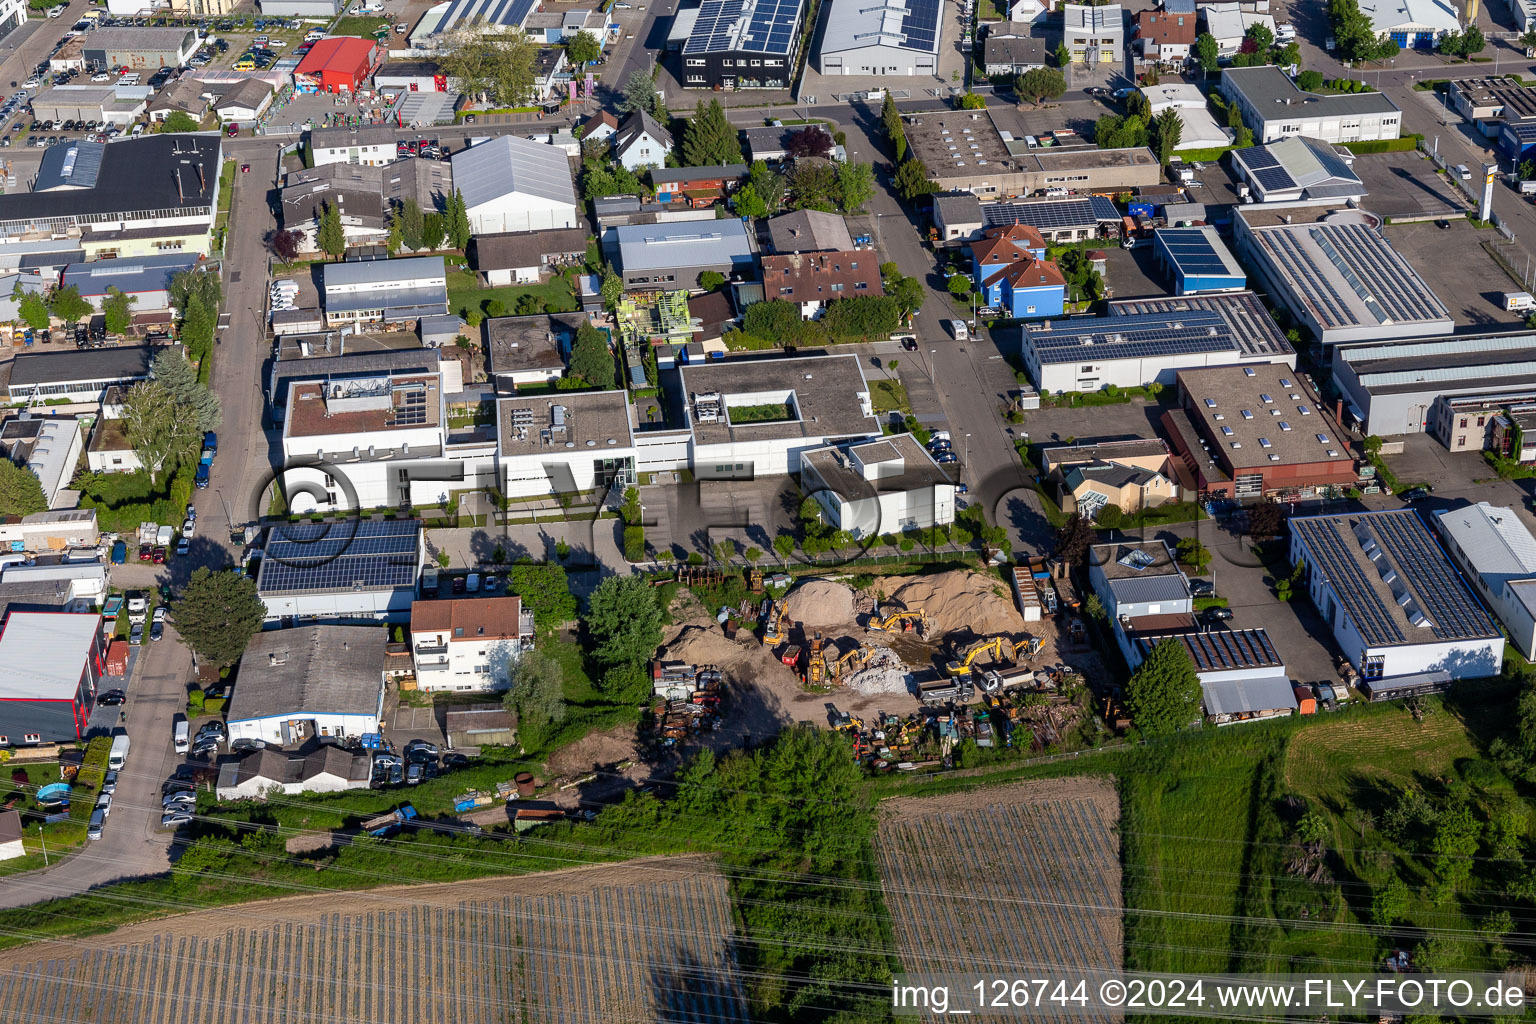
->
xmin=361 ymin=804 xmax=417 ymax=837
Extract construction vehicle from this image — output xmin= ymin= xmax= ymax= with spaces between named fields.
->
xmin=827 ymin=645 xmax=871 ymax=680
xmin=868 ymin=608 xmax=928 ymax=635
xmin=761 ymin=601 xmax=787 ymax=645
xmin=1019 ymin=633 xmax=1043 ymax=657
xmin=831 ymin=708 xmax=864 ymax=732
xmin=946 ymin=635 xmax=1016 ymax=680
xmin=806 ymin=632 xmax=826 ymax=686
xmin=747 ymin=566 xmax=763 ymax=592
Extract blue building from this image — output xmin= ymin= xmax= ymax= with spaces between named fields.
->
xmin=1154 ymin=226 xmax=1246 ymax=296
xmin=970 ymin=223 xmax=1066 ymax=320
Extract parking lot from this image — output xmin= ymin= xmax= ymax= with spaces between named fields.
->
xmin=1351 ymin=149 xmax=1463 ymax=221
xmin=1101 ymin=243 xmax=1173 ymax=301
xmin=1385 ymin=218 xmax=1527 ymax=329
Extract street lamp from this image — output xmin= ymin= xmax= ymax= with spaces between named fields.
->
xmin=929 ymin=349 xmax=937 ymax=384
xmin=964 ymin=433 xmax=971 ymax=468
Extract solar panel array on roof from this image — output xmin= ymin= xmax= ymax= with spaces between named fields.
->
xmin=899 ymin=0 xmax=940 ymax=50
xmin=684 ymin=0 xmax=802 ymax=54
xmin=430 ymin=0 xmax=536 ymax=33
xmin=981 ymin=197 xmax=1107 ymax=231
xmin=1027 ymin=310 xmax=1233 ymax=364
xmin=258 ymin=519 xmax=421 ymax=595
xmin=1158 ymin=228 xmax=1239 ymax=277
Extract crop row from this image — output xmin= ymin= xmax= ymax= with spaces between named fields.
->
xmin=876 ymin=796 xmax=1122 ymax=1023
xmin=0 ymin=875 xmax=747 ymax=1023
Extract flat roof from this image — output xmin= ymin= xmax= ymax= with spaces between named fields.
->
xmin=1222 ymin=65 xmax=1400 ymax=118
xmin=1024 ymin=309 xmax=1236 ymax=365
xmin=1042 ymin=437 xmax=1169 ymax=467
xmin=1176 ymin=363 xmax=1353 ymax=470
xmin=1239 ymin=209 xmax=1450 ymax=335
xmin=0 ymin=611 xmax=99 ymax=701
xmin=1155 ymin=225 xmax=1245 ymax=282
xmin=1451 ymin=76 xmax=1536 ymax=120
xmin=819 ymin=0 xmax=941 ymax=57
xmin=902 ymin=109 xmax=1015 ymax=176
xmin=610 ymin=218 xmax=754 ymax=273
xmin=485 ymin=312 xmax=586 ymax=374
xmin=257 ymin=519 xmax=421 ymax=596
xmin=650 ymin=164 xmax=749 ymax=186
xmin=322 ymin=255 xmax=445 ymax=289
xmin=981 ymin=194 xmax=1121 ymax=231
xmin=1290 ymin=510 xmax=1500 ymax=648
xmin=1109 ymin=291 xmax=1293 ymax=359
xmin=0 ymin=134 xmax=219 ymax=225
xmin=1091 ymin=539 xmax=1179 ymax=580
xmin=228 ymin=625 xmax=384 ymax=723
xmin=285 ymin=372 xmax=441 ymax=439
xmin=683 ymin=0 xmax=805 ymax=55
xmin=309 ymin=124 xmax=398 ymax=151
xmin=498 ymin=390 xmax=634 ymax=456
xmin=681 ymin=353 xmax=879 ymax=446
xmin=9 ymin=346 xmax=153 ymax=388
xmin=801 ymin=433 xmax=953 ymax=498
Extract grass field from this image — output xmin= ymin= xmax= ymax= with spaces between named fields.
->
xmin=329 ymin=15 xmax=390 ymax=36
xmin=870 ymin=378 xmax=912 ymax=418
xmin=445 ymin=270 xmax=577 ymax=319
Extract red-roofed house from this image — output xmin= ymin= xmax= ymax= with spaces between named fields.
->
xmin=761 ymin=250 xmax=883 ymax=319
xmin=969 ymin=224 xmax=1065 ymax=319
xmin=295 ymin=37 xmax=383 ymax=94
xmin=1134 ymin=10 xmax=1196 ymax=64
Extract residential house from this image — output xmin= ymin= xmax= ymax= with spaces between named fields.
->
xmin=1201 ymin=2 xmax=1275 ymax=57
xmin=485 ymin=312 xmax=589 ymax=389
xmin=613 ymin=110 xmax=674 ymax=172
xmin=214 ymin=746 xmax=373 ymax=799
xmin=1134 ymin=8 xmax=1195 ymax=63
xmin=471 ymin=228 xmax=588 ymax=287
xmin=0 ymin=809 xmax=22 ymax=861
xmin=969 ymin=223 xmax=1066 ymax=319
xmin=981 ymin=27 xmax=1047 ymax=75
xmin=760 ymin=250 xmax=883 ymax=319
xmin=409 ymin=597 xmax=536 ymax=692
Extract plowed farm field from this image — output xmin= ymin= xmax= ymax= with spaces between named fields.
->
xmin=0 ymin=857 xmax=746 ymax=1024
xmin=876 ymin=777 xmax=1122 ymax=1023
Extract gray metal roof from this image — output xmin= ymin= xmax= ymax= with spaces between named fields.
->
xmin=59 ymin=253 xmax=200 ymax=297
xmin=9 ymin=346 xmax=153 ymax=387
xmin=228 ymin=625 xmax=385 ymax=723
xmin=1201 ymin=673 xmax=1296 ymax=716
xmin=610 ymin=218 xmax=754 ymax=273
xmin=1222 ymin=66 xmax=1400 ymax=119
xmin=450 ymin=134 xmax=577 ymax=212
xmin=1435 ymin=501 xmax=1536 ymax=582
xmin=0 ymin=611 xmax=100 ymax=700
xmin=322 ymin=255 xmax=445 ymax=289
xmin=35 ymin=140 xmax=105 ymax=191
xmin=1108 ymin=574 xmax=1192 ymax=606
xmin=819 ymin=0 xmax=942 ymax=56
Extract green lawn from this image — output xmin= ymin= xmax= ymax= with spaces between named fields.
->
xmin=870 ymin=378 xmax=912 ymax=417
xmin=729 ymin=402 xmax=795 ymax=423
xmin=329 ymin=15 xmax=390 ymax=36
xmin=445 ymin=270 xmax=578 ymax=319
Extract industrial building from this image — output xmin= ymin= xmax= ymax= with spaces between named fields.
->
xmin=82 ymin=27 xmax=198 ymax=69
xmin=1330 ymin=331 xmax=1536 ymax=437
xmin=30 ymin=85 xmax=149 ymax=126
xmin=451 ymin=134 xmax=579 ymax=235
xmin=1152 ymin=226 xmax=1245 ymax=295
xmin=1140 ymin=82 xmax=1230 ymax=151
xmin=1019 ymin=294 xmax=1296 ymax=394
xmin=799 ymin=433 xmax=956 ymax=538
xmin=1290 ymin=510 xmax=1503 ymax=696
xmin=1161 ymin=363 xmax=1358 ymax=501
xmin=1357 ymin=0 xmax=1459 ymax=48
xmin=679 ymin=0 xmax=807 ymax=89
xmin=1088 ymin=539 xmax=1190 ymax=621
xmin=225 ymin=626 xmax=387 ymax=746
xmin=605 ymin=218 xmax=757 ymax=291
xmin=293 ymin=37 xmax=382 ymax=93
xmin=58 ymin=253 xmax=202 ymax=313
xmin=815 ymin=0 xmax=941 ymax=76
xmin=901 ymin=109 xmax=1160 ymax=196
xmin=1061 ymin=3 xmax=1122 ymax=64
xmin=0 ymin=418 xmax=84 ymax=510
xmin=1229 ymin=135 xmax=1367 ymax=205
xmin=6 ymin=346 xmax=154 ymax=404
xmin=1233 ymin=206 xmax=1451 ymax=348
xmin=255 ymin=520 xmax=425 ymax=624
xmin=975 ymin=194 xmax=1120 ymax=243
xmin=1435 ymin=502 xmax=1536 ymax=660
xmin=485 ymin=311 xmax=588 ymax=388
xmin=1431 ymin=388 xmax=1536 ymax=455
xmin=321 ymin=256 xmax=449 ymax=326
xmin=0 ymin=135 xmax=221 ymax=259
xmin=1220 ymin=66 xmax=1403 ymax=144
xmin=498 ymin=390 xmax=637 ymax=497
xmin=410 ymin=0 xmax=538 ymax=48
xmin=0 ymin=612 xmax=104 ymax=746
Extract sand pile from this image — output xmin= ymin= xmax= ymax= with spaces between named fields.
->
xmin=784 ymin=580 xmax=857 ymax=628
xmin=888 ymin=570 xmax=1024 ymax=637
xmin=844 ymin=646 xmax=912 ymax=696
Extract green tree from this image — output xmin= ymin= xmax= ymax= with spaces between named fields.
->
xmin=1372 ymin=876 xmax=1411 ymax=926
xmin=1296 ymin=69 xmax=1325 ymax=91
xmin=682 ymin=98 xmax=742 ymax=166
xmin=1017 ymin=67 xmax=1067 ymax=105
xmin=946 ymin=274 xmax=971 ymax=298
xmin=1053 ymin=512 xmax=1096 ymax=566
xmin=699 ymin=270 xmax=726 ymax=290
xmin=772 ymin=533 xmax=794 ymax=561
xmin=1151 ymin=106 xmax=1183 ymax=166
xmin=316 ymin=200 xmax=346 ymax=259
xmin=47 ymin=285 xmax=90 ymax=325
xmin=1053 ymin=42 xmax=1071 ymax=68
xmin=420 ymin=212 xmax=445 ymax=252
xmin=599 ymin=661 xmax=650 ymax=702
xmin=893 ymin=158 xmax=938 ymax=201
xmin=15 ymin=290 xmax=48 ymax=330
xmin=160 ymin=111 xmax=199 ymax=133
xmin=502 ymin=648 xmax=566 ymax=740
xmin=179 ymin=291 xmax=216 ymax=362
xmin=1194 ymin=32 xmax=1220 ymax=73
xmin=733 ymin=182 xmax=769 ymax=219
xmin=568 ymin=322 xmax=615 ymax=387
xmin=170 ymin=567 xmax=266 ymax=668
xmin=438 ymin=28 xmax=539 ymax=107
xmin=1244 ymin=22 xmax=1274 ymax=55
xmin=1125 ymin=637 xmax=1202 ymax=736
xmin=122 ymin=379 xmax=202 ymax=483
xmin=1083 ymin=593 xmax=1107 ymax=621
xmin=506 ymin=562 xmax=577 ymax=629
xmin=1124 ymin=89 xmax=1151 ymax=122
xmin=620 ymin=66 xmax=661 ymax=117
xmin=565 ymin=29 xmax=601 ymax=66
xmin=957 ymin=91 xmax=986 ymax=109
xmin=599 ymin=264 xmax=623 ymax=308
xmin=788 ymin=160 xmax=837 ymax=212
xmin=1522 ymin=27 xmax=1536 ymax=54
xmin=151 ymin=348 xmax=221 ymax=432
xmin=887 ymin=271 xmax=925 ymax=315
xmin=880 ymin=91 xmax=907 ymax=161
xmin=1176 ymin=536 xmax=1211 ymax=572
xmin=0 ymin=459 xmax=45 ymax=516
xmin=446 ymin=188 xmax=473 ymax=251
xmin=747 ymin=160 xmax=784 ymax=213
xmin=585 ymin=574 xmax=664 ymax=667
xmin=835 ymin=161 xmax=874 ymax=214
xmin=101 ymin=286 xmax=136 ymax=337
xmin=397 ymin=197 xmax=425 ymax=251
xmin=1095 ymin=503 xmax=1123 ymax=529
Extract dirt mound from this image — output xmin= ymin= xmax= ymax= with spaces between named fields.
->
xmin=784 ymin=579 xmax=857 ymax=628
xmin=887 ymin=570 xmax=1024 ymax=637
xmin=844 ymin=646 xmax=912 ymax=696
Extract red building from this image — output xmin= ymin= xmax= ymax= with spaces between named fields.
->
xmin=294 ymin=38 xmax=382 ymax=94
xmin=1161 ymin=363 xmax=1360 ymax=501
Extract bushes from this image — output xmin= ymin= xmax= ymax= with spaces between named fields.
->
xmin=1339 ymin=134 xmax=1421 ymax=154
xmin=78 ymin=464 xmax=194 ymax=534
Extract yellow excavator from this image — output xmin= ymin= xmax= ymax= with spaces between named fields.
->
xmin=761 ymin=601 xmax=787 ymax=645
xmin=806 ymin=632 xmax=826 ymax=686
xmin=946 ymin=634 xmax=1016 ymax=680
xmin=827 ymin=645 xmax=871 ymax=681
xmin=868 ymin=608 xmax=928 ymax=635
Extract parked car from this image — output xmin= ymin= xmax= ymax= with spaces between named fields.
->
xmin=150 ymin=620 xmax=164 ymax=642
xmin=161 ymin=809 xmax=193 ymax=828
xmin=229 ymin=738 xmax=266 ymax=753
xmin=1202 ymin=606 xmax=1234 ymax=623
xmin=95 ymin=792 xmax=113 ymax=818
xmin=101 ymin=770 xmax=118 ymax=795
xmin=175 ymin=538 xmax=189 ymax=557
xmin=129 ymin=623 xmax=144 ymax=645
xmin=97 ymin=689 xmax=126 ymax=706
xmin=406 ymin=762 xmax=424 ymax=785
xmin=1189 ymin=579 xmax=1215 ymax=597
xmin=442 ymin=752 xmax=470 ymax=769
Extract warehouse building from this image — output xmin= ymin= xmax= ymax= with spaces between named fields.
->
xmin=226 ymin=626 xmax=387 ymax=746
xmin=1161 ymin=363 xmax=1358 ymax=501
xmin=0 ymin=612 xmax=104 ymax=746
xmin=1233 ymin=206 xmax=1451 ymax=348
xmin=605 ymin=218 xmax=757 ymax=291
xmin=1357 ymin=0 xmax=1459 ymax=49
xmin=679 ymin=0 xmax=806 ymax=89
xmin=815 ymin=0 xmax=941 ymax=77
xmin=1141 ymin=82 xmax=1230 ymax=151
xmin=1230 ymin=135 xmax=1367 ymax=205
xmin=1087 ymin=539 xmax=1190 ymax=621
xmin=1290 ymin=510 xmax=1503 ymax=696
xmin=977 ymin=194 xmax=1120 ymax=242
xmin=30 ymin=85 xmax=150 ymax=126
xmin=1152 ymin=226 xmax=1245 ymax=295
xmin=59 ymin=253 xmax=202 ymax=313
xmin=0 ymin=417 xmax=84 ymax=510
xmin=1221 ymin=66 xmax=1402 ymax=144
xmin=294 ymin=37 xmax=382 ymax=94
xmin=1435 ymin=502 xmax=1536 ymax=660
xmin=1330 ymin=330 xmax=1536 ymax=437
xmin=0 ymin=135 xmax=221 ymax=259
xmin=321 ymin=256 xmax=449 ymax=326
xmin=799 ymin=433 xmax=956 ymax=538
xmin=256 ymin=520 xmax=425 ymax=624
xmin=472 ymin=228 xmax=587 ymax=286
xmin=82 ymin=26 xmax=198 ymax=69
xmin=411 ymin=0 xmax=538 ymax=47
xmin=6 ymin=346 xmax=154 ymax=404
xmin=452 ymin=134 xmax=579 ymax=235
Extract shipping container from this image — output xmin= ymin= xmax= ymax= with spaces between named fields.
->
xmin=104 ymin=639 xmax=128 ymax=676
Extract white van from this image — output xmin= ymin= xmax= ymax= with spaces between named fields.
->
xmin=948 ymin=319 xmax=970 ymax=341
xmin=173 ymin=717 xmax=189 ymax=755
xmin=1455 ymin=163 xmax=1472 ymax=180
xmin=108 ymin=733 xmax=130 ymax=771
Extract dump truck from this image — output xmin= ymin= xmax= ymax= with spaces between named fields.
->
xmin=918 ymin=675 xmax=973 ymax=704
xmin=361 ymin=804 xmax=418 ymax=837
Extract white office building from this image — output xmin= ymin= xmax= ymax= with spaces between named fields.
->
xmin=1435 ymin=502 xmax=1536 ymax=660
xmin=799 ymin=433 xmax=956 ymax=539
